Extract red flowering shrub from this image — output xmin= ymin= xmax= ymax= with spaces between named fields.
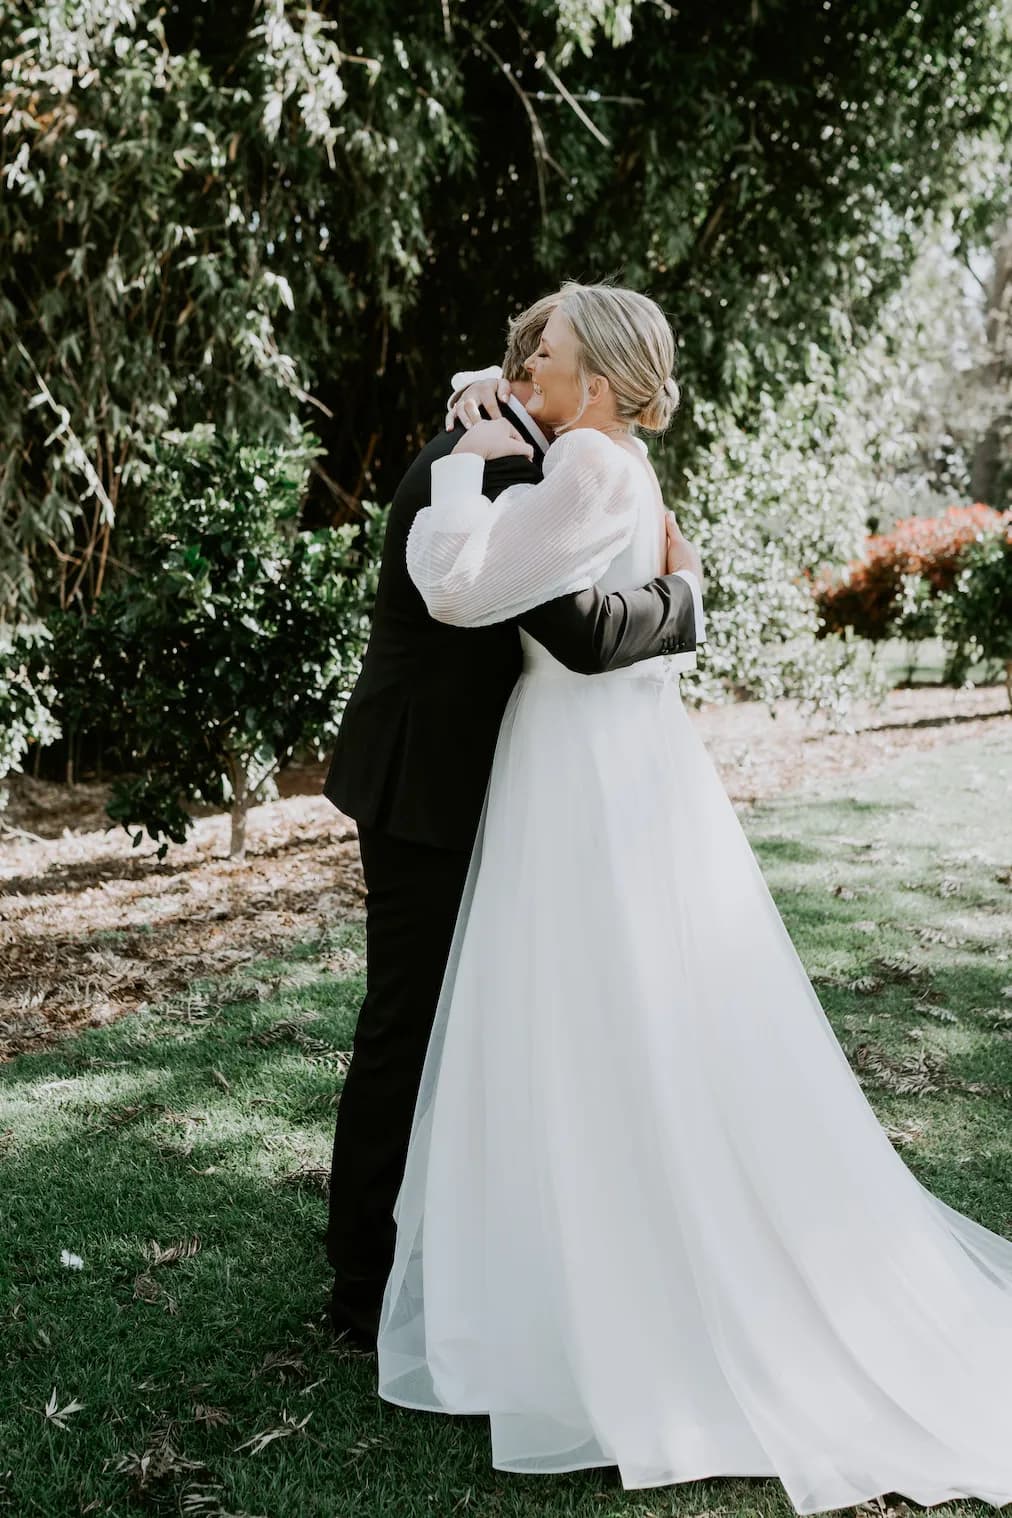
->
xmin=814 ymin=505 xmax=1010 ymax=640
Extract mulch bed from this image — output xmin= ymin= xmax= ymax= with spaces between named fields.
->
xmin=1 ymin=683 xmax=1008 ymax=1063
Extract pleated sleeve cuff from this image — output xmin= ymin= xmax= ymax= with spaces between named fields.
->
xmin=429 ymin=452 xmax=488 ymax=530
xmin=673 ymin=568 xmax=707 ymax=644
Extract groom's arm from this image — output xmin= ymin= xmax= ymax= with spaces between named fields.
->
xmin=518 ymin=576 xmax=699 ymax=675
xmin=476 ymin=456 xmax=704 ymax=675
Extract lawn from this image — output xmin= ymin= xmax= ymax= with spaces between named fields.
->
xmin=2 ymin=726 xmax=1011 ymax=1518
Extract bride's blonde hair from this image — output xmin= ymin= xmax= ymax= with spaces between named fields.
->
xmin=555 ymin=281 xmax=680 ymax=435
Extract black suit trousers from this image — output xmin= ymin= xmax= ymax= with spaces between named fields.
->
xmin=325 ymin=823 xmax=472 ymax=1334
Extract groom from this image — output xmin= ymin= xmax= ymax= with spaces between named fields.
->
xmin=322 ymin=291 xmax=705 ymax=1350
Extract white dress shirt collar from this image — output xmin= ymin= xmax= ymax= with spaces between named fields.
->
xmin=505 ymin=394 xmax=551 ymax=458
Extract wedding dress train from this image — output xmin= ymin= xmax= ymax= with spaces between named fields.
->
xmin=377 ymin=433 xmax=1012 ymax=1514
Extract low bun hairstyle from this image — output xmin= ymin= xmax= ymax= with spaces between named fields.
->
xmin=637 ymin=375 xmax=681 ymax=433
xmin=555 ymin=282 xmax=680 ymax=435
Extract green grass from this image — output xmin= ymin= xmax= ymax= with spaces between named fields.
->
xmin=2 ymin=728 xmax=1011 ymax=1518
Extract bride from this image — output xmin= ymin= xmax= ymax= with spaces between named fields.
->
xmin=376 ymin=281 xmax=1012 ymax=1515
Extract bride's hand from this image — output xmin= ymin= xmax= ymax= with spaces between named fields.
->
xmin=445 ymin=376 xmax=513 ymax=431
xmin=452 ymin=418 xmax=534 ymax=462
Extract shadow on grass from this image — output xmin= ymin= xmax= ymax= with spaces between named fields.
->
xmin=3 ymin=923 xmax=1011 ymax=1518
xmin=4 ymin=731 xmax=1012 ymax=1518
xmin=860 ymin=707 xmax=1010 ymax=736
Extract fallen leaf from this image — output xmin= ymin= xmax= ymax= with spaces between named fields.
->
xmin=147 ymin=1235 xmax=201 ymax=1267
xmin=233 ymin=1410 xmax=311 ymax=1456
xmin=44 ymin=1388 xmax=85 ymax=1429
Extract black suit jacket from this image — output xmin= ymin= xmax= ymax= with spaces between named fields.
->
xmin=323 ymin=417 xmax=698 ymax=851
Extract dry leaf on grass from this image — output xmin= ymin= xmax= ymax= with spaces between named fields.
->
xmin=113 ymin=1418 xmax=205 ymax=1487
xmin=245 ymin=1016 xmax=350 ymax=1067
xmin=191 ymin=1405 xmax=232 ymax=1427
xmin=345 ymin=1433 xmax=392 ymax=1461
xmin=44 ymin=1388 xmax=85 ymax=1429
xmin=278 ymin=1166 xmax=330 ymax=1195
xmin=256 ymin=1349 xmax=310 ymax=1381
xmin=873 ymin=955 xmax=924 ymax=983
xmin=917 ymin=1004 xmax=958 ymax=1024
xmin=912 ymin=924 xmax=962 ymax=947
xmin=87 ymin=1101 xmax=165 ymax=1132
xmin=232 ymin=1410 xmax=311 ymax=1456
xmin=853 ymin=1043 xmax=946 ymax=1096
xmin=132 ymin=1271 xmax=178 ymax=1314
xmin=855 ymin=1042 xmax=1008 ymax=1100
xmin=147 ymin=1235 xmax=201 ymax=1267
xmin=180 ymin=1484 xmax=266 ymax=1517
xmin=884 ymin=1117 xmax=928 ymax=1147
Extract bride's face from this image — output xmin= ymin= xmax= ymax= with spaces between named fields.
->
xmin=523 ymin=308 xmax=586 ymax=427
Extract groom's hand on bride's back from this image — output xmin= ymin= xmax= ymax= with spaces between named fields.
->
xmin=665 ymin=511 xmax=704 ymax=588
xmin=452 ymin=418 xmax=535 ymax=463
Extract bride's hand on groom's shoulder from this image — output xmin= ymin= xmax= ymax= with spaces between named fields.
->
xmin=452 ymin=418 xmax=534 ymax=463
xmin=446 ymin=376 xmax=513 ymax=431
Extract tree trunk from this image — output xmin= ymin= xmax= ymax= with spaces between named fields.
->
xmin=225 ymin=753 xmax=249 ymax=861
xmin=970 ymin=221 xmax=1012 ymax=508
xmin=230 ymin=801 xmax=248 ymax=861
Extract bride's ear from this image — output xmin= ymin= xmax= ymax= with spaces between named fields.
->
xmin=585 ymin=373 xmax=610 ymax=404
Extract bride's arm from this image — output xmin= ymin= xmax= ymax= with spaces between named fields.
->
xmin=406 ymin=430 xmax=637 ymax=628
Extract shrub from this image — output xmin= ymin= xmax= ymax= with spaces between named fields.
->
xmin=813 ymin=505 xmax=1009 ymax=640
xmin=0 ymin=628 xmax=60 ymax=790
xmin=937 ymin=519 xmax=1012 ymax=703
xmin=71 ymin=425 xmax=383 ymax=859
xmin=673 ymin=387 xmax=888 ymax=719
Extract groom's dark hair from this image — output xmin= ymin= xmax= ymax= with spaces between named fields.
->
xmin=502 ymin=291 xmax=563 ymax=381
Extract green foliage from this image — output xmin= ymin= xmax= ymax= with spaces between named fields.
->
xmin=65 ymin=426 xmax=383 ymax=856
xmin=3 ymin=0 xmax=1011 ymax=629
xmin=0 ymin=0 xmax=457 ymax=616
xmin=675 ymin=375 xmax=889 ymax=715
xmin=937 ymin=523 xmax=1012 ymax=697
xmin=0 ymin=628 xmax=60 ymax=785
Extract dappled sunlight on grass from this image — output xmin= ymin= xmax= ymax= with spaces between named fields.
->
xmin=3 ymin=740 xmax=1011 ymax=1516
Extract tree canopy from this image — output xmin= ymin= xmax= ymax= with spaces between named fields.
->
xmin=2 ymin=0 xmax=1010 ymax=623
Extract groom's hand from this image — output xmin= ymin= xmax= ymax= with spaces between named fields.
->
xmin=665 ymin=511 xmax=704 ymax=586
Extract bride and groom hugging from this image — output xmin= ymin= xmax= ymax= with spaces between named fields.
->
xmin=319 ymin=281 xmax=1012 ymax=1514
xmin=322 ymin=281 xmax=706 ymax=1341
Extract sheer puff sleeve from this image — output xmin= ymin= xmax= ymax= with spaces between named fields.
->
xmin=406 ymin=429 xmax=638 ymax=628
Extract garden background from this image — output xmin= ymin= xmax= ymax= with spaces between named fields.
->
xmin=1 ymin=2 xmax=1012 ymax=1515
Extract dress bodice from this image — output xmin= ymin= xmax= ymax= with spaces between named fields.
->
xmin=520 ymin=437 xmax=696 ymax=681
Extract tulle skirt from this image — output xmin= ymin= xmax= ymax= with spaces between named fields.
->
xmin=376 ymin=659 xmax=1012 ymax=1515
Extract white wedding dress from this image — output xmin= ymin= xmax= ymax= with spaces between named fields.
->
xmin=376 ymin=428 xmax=1012 ymax=1515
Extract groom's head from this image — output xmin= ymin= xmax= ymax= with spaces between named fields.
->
xmin=502 ymin=292 xmax=563 ymax=387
